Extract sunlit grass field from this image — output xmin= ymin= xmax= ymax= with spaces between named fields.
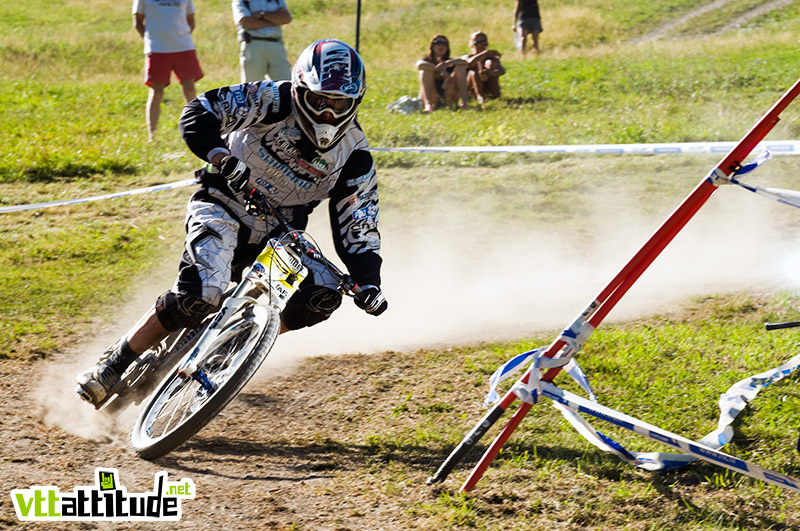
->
xmin=3 ymin=0 xmax=800 ymax=527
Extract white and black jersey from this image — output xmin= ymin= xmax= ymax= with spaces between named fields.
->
xmin=179 ymin=80 xmax=381 ymax=288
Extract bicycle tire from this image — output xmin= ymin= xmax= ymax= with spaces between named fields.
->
xmin=130 ymin=303 xmax=280 ymax=459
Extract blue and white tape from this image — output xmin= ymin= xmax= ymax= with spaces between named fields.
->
xmin=0 ymin=178 xmax=196 ymax=214
xmin=541 ymin=379 xmax=800 ymax=492
xmin=370 ymin=140 xmax=800 ymax=155
xmin=3 ymin=140 xmax=800 ymax=214
xmin=486 ymin=344 xmax=800 ymax=489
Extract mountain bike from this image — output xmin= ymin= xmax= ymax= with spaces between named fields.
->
xmin=97 ymin=190 xmax=369 ymax=459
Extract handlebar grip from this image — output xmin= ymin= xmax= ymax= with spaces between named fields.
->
xmin=351 ymin=285 xmax=368 ymax=303
xmin=765 ymin=321 xmax=800 ymax=331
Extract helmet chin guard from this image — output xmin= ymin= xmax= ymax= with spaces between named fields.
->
xmin=291 ymin=39 xmax=366 ymax=149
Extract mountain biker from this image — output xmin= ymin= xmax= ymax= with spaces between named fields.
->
xmin=76 ymin=39 xmax=388 ymax=406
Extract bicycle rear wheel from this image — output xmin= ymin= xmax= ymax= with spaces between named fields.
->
xmin=130 ymin=303 xmax=280 ymax=459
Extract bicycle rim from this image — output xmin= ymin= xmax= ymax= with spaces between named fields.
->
xmin=132 ymin=304 xmax=276 ymax=455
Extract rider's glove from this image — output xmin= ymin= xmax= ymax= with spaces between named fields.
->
xmin=354 ymin=285 xmax=388 ymax=316
xmin=216 ymin=155 xmax=251 ymax=192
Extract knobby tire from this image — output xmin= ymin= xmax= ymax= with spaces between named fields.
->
xmin=130 ymin=304 xmax=281 ymax=459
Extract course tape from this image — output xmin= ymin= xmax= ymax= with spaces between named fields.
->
xmin=3 ymin=140 xmax=800 ymax=214
xmin=369 ymin=140 xmax=800 ymax=155
xmin=0 ymin=178 xmax=196 ymax=214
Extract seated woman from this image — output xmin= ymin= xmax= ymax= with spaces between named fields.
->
xmin=416 ymin=35 xmax=469 ymax=112
xmin=462 ymin=30 xmax=505 ymax=104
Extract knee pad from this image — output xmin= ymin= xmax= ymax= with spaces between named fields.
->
xmin=281 ymin=286 xmax=343 ymax=331
xmin=155 ymin=291 xmax=219 ymax=331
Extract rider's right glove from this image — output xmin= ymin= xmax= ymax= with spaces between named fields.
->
xmin=216 ymin=155 xmax=251 ymax=192
xmin=354 ymin=285 xmax=388 ymax=316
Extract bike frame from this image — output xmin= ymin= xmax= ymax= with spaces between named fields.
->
xmin=170 ymin=191 xmax=361 ymax=390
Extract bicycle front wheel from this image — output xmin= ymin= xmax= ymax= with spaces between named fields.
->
xmin=130 ymin=303 xmax=280 ymax=459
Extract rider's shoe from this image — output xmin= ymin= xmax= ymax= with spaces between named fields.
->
xmin=75 ymin=340 xmax=138 ymax=406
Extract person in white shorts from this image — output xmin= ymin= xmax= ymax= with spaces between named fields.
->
xmin=232 ymin=0 xmax=293 ymax=82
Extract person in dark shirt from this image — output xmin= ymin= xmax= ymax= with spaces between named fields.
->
xmin=513 ymin=0 xmax=542 ymax=56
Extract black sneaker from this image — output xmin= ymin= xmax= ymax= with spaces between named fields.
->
xmin=75 ymin=341 xmax=137 ymax=406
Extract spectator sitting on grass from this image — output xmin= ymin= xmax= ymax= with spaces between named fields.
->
xmin=415 ymin=35 xmax=469 ymax=112
xmin=462 ymin=30 xmax=505 ymax=104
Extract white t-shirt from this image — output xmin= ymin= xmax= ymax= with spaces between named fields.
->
xmin=132 ymin=0 xmax=196 ymax=54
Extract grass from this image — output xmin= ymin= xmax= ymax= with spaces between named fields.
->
xmin=3 ymin=0 xmax=800 ymax=527
xmin=244 ymin=295 xmax=800 ymax=529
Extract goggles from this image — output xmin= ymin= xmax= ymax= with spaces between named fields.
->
xmin=304 ymin=90 xmax=355 ymax=121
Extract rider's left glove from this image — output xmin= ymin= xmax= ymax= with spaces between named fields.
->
xmin=354 ymin=285 xmax=388 ymax=316
xmin=216 ymin=155 xmax=251 ymax=192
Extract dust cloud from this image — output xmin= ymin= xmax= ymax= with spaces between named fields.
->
xmin=38 ymin=176 xmax=800 ymax=438
xmin=267 ymin=183 xmax=800 ymax=367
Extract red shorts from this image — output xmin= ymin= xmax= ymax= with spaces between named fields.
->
xmin=145 ymin=50 xmax=204 ymax=87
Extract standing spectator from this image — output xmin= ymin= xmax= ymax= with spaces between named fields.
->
xmin=512 ymin=0 xmax=542 ymax=56
xmin=416 ymin=35 xmax=469 ymax=112
xmin=133 ymin=0 xmax=204 ymax=142
xmin=462 ymin=30 xmax=505 ymax=104
xmin=232 ymin=0 xmax=293 ymax=83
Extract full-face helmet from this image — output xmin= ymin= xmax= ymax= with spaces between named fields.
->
xmin=291 ymin=39 xmax=366 ymax=149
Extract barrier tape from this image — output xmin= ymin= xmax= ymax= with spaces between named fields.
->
xmin=541 ymin=381 xmax=800 ymax=493
xmin=369 ymin=140 xmax=800 ymax=155
xmin=0 ymin=178 xmax=196 ymax=214
xmin=3 ymin=140 xmax=799 ymax=214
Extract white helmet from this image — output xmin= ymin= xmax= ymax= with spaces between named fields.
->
xmin=291 ymin=39 xmax=366 ymax=149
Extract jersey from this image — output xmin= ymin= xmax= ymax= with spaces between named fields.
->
xmin=179 ymin=80 xmax=382 ymax=288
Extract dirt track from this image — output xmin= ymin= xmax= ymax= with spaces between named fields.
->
xmin=0 ymin=348 xmax=442 ymax=531
xmin=3 ymin=2 xmax=800 ymax=528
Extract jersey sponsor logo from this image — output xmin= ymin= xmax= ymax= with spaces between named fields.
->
xmin=256 ymin=147 xmax=298 ymax=183
xmin=279 ymin=125 xmax=302 ymax=143
xmin=358 ymin=189 xmax=378 ymax=203
xmin=255 ymin=143 xmax=318 ymax=191
xmin=349 ymin=219 xmax=379 ymax=246
xmin=289 ymin=174 xmax=315 ymax=190
xmin=346 ymin=168 xmax=375 ymax=187
xmin=297 ymin=157 xmax=328 ymax=177
xmin=347 ymin=193 xmax=359 ymax=206
xmin=353 ymin=204 xmax=377 ymax=221
xmin=233 ymin=89 xmax=246 ymax=106
xmin=214 ymin=99 xmax=234 ymax=119
xmin=274 ymin=134 xmax=299 ymax=158
xmin=311 ymin=156 xmax=329 ymax=171
xmin=252 ymin=176 xmax=280 ymax=194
